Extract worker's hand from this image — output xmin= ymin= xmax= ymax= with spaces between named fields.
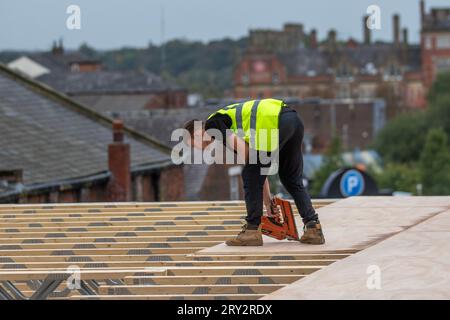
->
xmin=267 ymin=198 xmax=280 ymax=218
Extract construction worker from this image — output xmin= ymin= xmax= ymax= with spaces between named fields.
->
xmin=182 ymin=98 xmax=325 ymax=246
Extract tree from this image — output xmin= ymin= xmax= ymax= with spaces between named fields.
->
xmin=427 ymin=95 xmax=450 ymax=142
xmin=373 ymin=111 xmax=428 ymax=163
xmin=375 ymin=163 xmax=420 ymax=194
xmin=427 ymin=71 xmax=450 ymax=105
xmin=310 ymin=136 xmax=343 ymax=196
xmin=419 ymin=128 xmax=450 ymax=195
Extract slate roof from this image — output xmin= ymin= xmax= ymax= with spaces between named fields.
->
xmin=27 ymin=51 xmax=100 ymax=73
xmin=37 ymin=70 xmax=182 ymax=94
xmin=0 ymin=64 xmax=172 ymax=189
xmin=73 ymin=94 xmax=159 ymax=113
xmin=423 ymin=9 xmax=450 ymax=31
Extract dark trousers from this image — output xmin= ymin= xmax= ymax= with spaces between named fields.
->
xmin=242 ymin=110 xmax=318 ymax=227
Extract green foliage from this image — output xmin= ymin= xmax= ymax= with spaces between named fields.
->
xmin=88 ymin=37 xmax=247 ymax=98
xmin=375 ymin=163 xmax=420 ymax=194
xmin=427 ymin=95 xmax=450 ymax=142
xmin=311 ymin=136 xmax=343 ymax=196
xmin=427 ymin=71 xmax=450 ymax=105
xmin=374 ymin=71 xmax=450 ymax=165
xmin=372 ymin=72 xmax=450 ymax=195
xmin=419 ymin=128 xmax=450 ymax=195
xmin=373 ymin=111 xmax=428 ymax=163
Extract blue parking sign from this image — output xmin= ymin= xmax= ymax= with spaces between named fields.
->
xmin=340 ymin=169 xmax=365 ymax=197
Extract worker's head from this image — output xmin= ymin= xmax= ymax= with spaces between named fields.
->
xmin=183 ymin=119 xmax=212 ymax=150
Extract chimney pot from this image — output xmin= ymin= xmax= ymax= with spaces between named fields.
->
xmin=403 ymin=28 xmax=409 ymax=46
xmin=363 ymin=15 xmax=371 ymax=45
xmin=310 ymin=29 xmax=317 ymax=48
xmin=112 ymin=120 xmax=124 ymax=142
xmin=393 ymin=14 xmax=400 ymax=46
xmin=420 ymin=0 xmax=426 ymax=25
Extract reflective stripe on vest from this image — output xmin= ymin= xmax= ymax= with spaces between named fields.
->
xmin=208 ymin=98 xmax=283 ymax=151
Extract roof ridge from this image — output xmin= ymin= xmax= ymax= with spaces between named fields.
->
xmin=0 ymin=63 xmax=172 ymax=154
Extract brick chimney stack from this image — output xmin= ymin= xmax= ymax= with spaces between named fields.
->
xmin=310 ymin=29 xmax=317 ymax=49
xmin=363 ymin=15 xmax=371 ymax=45
xmin=393 ymin=14 xmax=400 ymax=46
xmin=327 ymin=29 xmax=337 ymax=50
xmin=107 ymin=120 xmax=131 ymax=201
xmin=420 ymin=0 xmax=426 ymax=25
xmin=403 ymin=28 xmax=409 ymax=46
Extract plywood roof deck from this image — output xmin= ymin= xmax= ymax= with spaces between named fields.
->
xmin=264 ymin=207 xmax=450 ymax=300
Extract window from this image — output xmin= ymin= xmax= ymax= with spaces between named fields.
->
xmin=436 ymin=35 xmax=450 ymax=49
xmin=272 ymin=72 xmax=280 ymax=84
xmin=241 ymin=73 xmax=249 ymax=85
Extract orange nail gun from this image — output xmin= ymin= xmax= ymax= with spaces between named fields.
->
xmin=261 ymin=197 xmax=300 ymax=241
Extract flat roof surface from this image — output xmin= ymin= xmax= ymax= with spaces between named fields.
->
xmin=263 ymin=208 xmax=450 ymax=299
xmin=200 ymin=196 xmax=449 ymax=254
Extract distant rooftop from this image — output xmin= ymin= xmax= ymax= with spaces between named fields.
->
xmin=38 ymin=69 xmax=182 ymax=95
xmin=0 ymin=64 xmax=172 ymax=192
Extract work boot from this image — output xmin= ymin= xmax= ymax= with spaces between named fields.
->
xmin=300 ymin=220 xmax=325 ymax=245
xmin=225 ymin=224 xmax=263 ymax=246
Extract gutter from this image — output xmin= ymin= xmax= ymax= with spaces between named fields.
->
xmin=0 ymin=160 xmax=178 ymax=203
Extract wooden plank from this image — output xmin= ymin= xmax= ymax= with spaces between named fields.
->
xmin=2 ymin=253 xmax=349 ymax=263
xmin=0 ymin=259 xmax=336 ymax=269
xmin=0 ymin=241 xmax=222 ymax=250
xmin=0 ymin=210 xmax=247 ymax=218
xmin=0 ymin=247 xmax=205 ymax=256
xmin=163 ymin=266 xmax=323 ymax=276
xmin=98 ymin=284 xmax=283 ymax=295
xmin=124 ymin=275 xmax=304 ymax=285
xmin=0 ymin=235 xmax=233 ymax=243
xmin=69 ymin=294 xmax=264 ymax=300
xmin=0 ymin=219 xmax=245 ymax=228
xmin=0 ymin=215 xmax=246 ymax=223
xmin=0 ymin=225 xmax=242 ymax=232
xmin=0 ymin=269 xmax=168 ymax=281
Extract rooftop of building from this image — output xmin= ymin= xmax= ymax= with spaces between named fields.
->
xmin=37 ymin=69 xmax=183 ymax=95
xmin=0 ymin=64 xmax=172 ymax=195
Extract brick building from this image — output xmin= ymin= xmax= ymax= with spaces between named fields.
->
xmin=0 ymin=64 xmax=184 ymax=204
xmin=234 ymin=1 xmax=450 ymax=117
xmin=285 ymin=98 xmax=386 ymax=153
xmin=420 ymin=2 xmax=450 ymax=88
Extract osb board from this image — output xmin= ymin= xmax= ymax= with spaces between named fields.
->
xmin=200 ymin=197 xmax=449 ymax=254
xmin=263 ymin=210 xmax=450 ymax=300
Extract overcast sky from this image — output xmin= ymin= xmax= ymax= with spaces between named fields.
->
xmin=0 ymin=0 xmax=448 ymax=51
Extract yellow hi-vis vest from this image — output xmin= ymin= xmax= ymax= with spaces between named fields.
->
xmin=208 ymin=98 xmax=285 ymax=152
